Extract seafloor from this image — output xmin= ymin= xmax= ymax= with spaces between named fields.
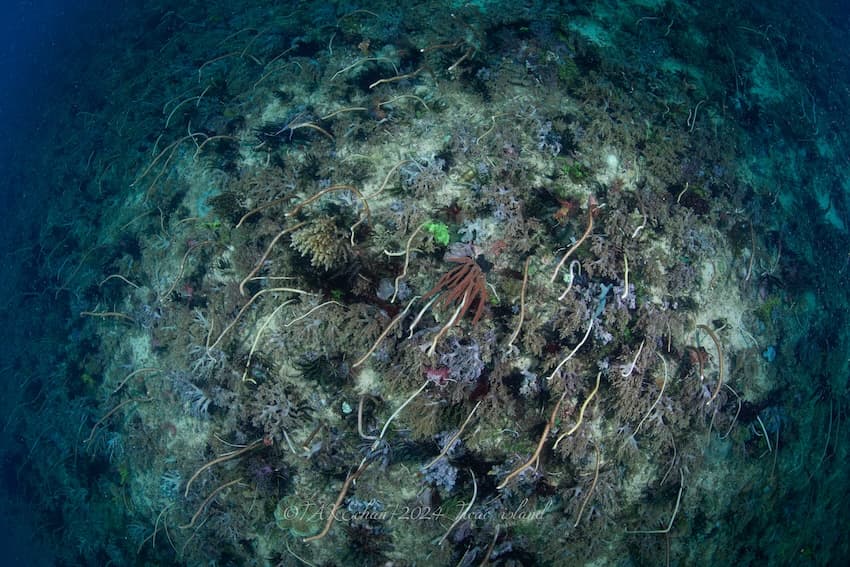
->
xmin=1 ymin=1 xmax=849 ymax=565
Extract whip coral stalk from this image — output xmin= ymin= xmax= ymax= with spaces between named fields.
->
xmin=551 ymin=198 xmax=597 ymax=283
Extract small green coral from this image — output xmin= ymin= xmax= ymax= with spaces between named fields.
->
xmin=754 ymin=295 xmax=781 ymax=324
xmin=560 ymin=161 xmax=590 ymax=183
xmin=425 ymin=221 xmax=451 ymax=246
xmin=81 ymin=372 xmax=96 ymax=387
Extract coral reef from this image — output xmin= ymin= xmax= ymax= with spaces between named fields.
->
xmin=2 ymin=1 xmax=850 ymax=566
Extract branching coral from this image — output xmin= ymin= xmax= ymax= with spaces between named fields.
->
xmin=423 ymin=256 xmax=489 ymax=325
xmin=421 ymin=255 xmax=491 ymax=356
xmin=289 ymin=215 xmax=352 ymax=271
xmin=246 ymin=380 xmax=308 ymax=445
